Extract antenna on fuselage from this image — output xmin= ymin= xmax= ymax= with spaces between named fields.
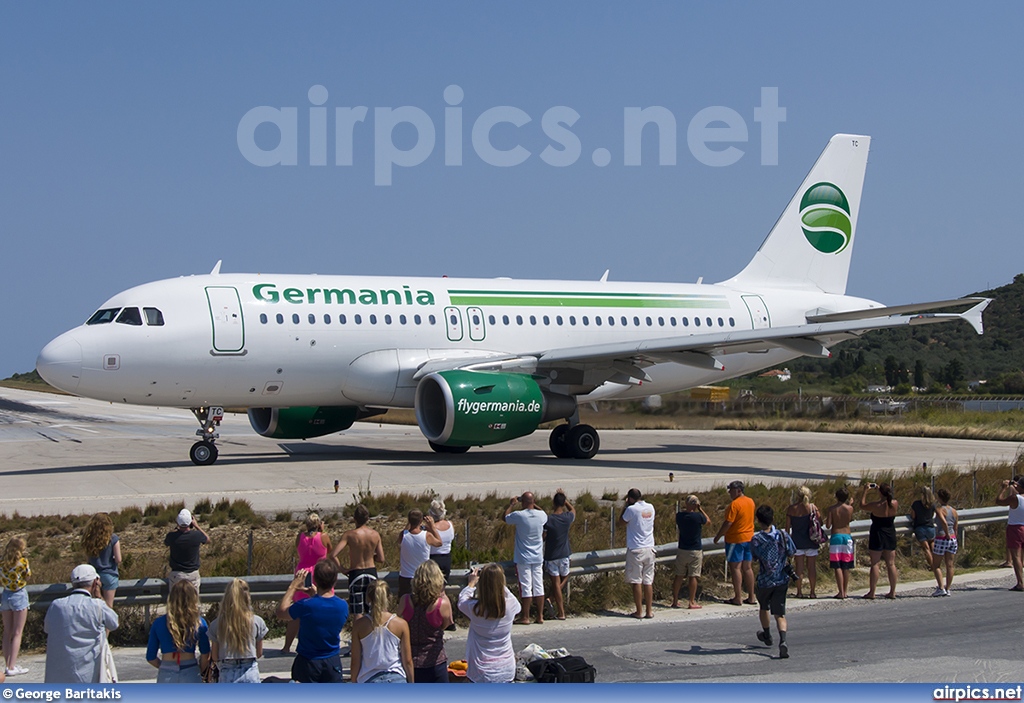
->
xmin=210 ymin=260 xmax=222 ymax=275
xmin=600 ymin=269 xmax=610 ymax=282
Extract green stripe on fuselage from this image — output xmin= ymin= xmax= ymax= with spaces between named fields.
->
xmin=447 ymin=290 xmax=730 ymax=308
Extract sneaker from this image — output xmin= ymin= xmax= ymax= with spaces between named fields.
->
xmin=941 ymin=589 xmax=951 ymax=596
xmin=756 ymin=630 xmax=773 ymax=646
xmin=778 ymin=642 xmax=789 ymax=659
xmin=931 ymin=587 xmax=946 ymax=597
xmin=6 ymin=665 xmax=29 ymax=676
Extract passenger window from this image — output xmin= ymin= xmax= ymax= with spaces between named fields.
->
xmin=670 ymin=317 xmax=677 ymax=327
xmin=292 ymin=314 xmax=300 ymax=324
xmin=414 ymin=315 xmax=421 ymax=325
xmin=86 ymin=308 xmax=120 ymax=325
xmin=729 ymin=317 xmax=735 ymax=327
xmin=516 ymin=315 xmax=523 ymax=325
xmin=556 ymin=316 xmax=563 ymax=325
xmin=340 ymin=314 xmax=347 ymax=324
xmin=259 ymin=313 xmax=268 ymax=324
xmin=718 ymin=317 xmax=724 ymax=327
xmin=607 ymin=316 xmax=614 ymax=326
xmin=594 ymin=316 xmax=601 ymax=326
xmin=543 ymin=315 xmax=550 ymax=325
xmin=569 ymin=316 xmax=576 ymax=326
xmin=582 ymin=316 xmax=589 ymax=326
xmin=354 ymin=314 xmax=362 ymax=324
xmin=621 ymin=316 xmax=627 ymax=326
xmin=645 ymin=316 xmax=652 ymax=326
xmin=633 ymin=316 xmax=640 ymax=326
xmin=115 ymin=307 xmax=143 ymax=326
xmin=472 ymin=314 xmax=480 ymax=325
xmin=276 ymin=314 xmax=284 ymax=324
xmin=429 ymin=315 xmax=436 ymax=325
xmin=143 ymin=308 xmax=164 ymax=326
xmin=529 ymin=315 xmax=536 ymax=325
xmin=706 ymin=317 xmax=713 ymax=327
xmin=385 ymin=314 xmax=392 ymax=324
xmin=503 ymin=315 xmax=510 ymax=325
xmin=658 ymin=317 xmax=664 ymax=326
xmin=324 ymin=314 xmax=331 ymax=324
xmin=682 ymin=317 xmax=689 ymax=327
xmin=370 ymin=314 xmax=377 ymax=325
xmin=308 ymin=314 xmax=316 ymax=324
xmin=695 ymin=317 xmax=701 ymax=327
xmin=401 ymin=315 xmax=408 ymax=325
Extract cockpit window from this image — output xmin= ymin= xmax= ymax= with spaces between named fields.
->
xmin=86 ymin=308 xmax=120 ymax=325
xmin=143 ymin=307 xmax=164 ymax=326
xmin=115 ymin=307 xmax=143 ymax=326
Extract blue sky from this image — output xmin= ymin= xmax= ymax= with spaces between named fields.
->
xmin=2 ymin=3 xmax=1022 ymax=377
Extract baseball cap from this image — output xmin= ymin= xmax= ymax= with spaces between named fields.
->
xmin=71 ymin=564 xmax=99 ymax=585
xmin=727 ymin=480 xmax=744 ymax=491
xmin=176 ymin=509 xmax=193 ymax=526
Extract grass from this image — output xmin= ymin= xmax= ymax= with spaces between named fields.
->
xmin=2 ymin=460 xmax=1021 ymax=648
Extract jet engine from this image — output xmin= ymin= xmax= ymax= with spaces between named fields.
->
xmin=247 ymin=406 xmax=359 ymax=439
xmin=415 ymin=370 xmax=576 ymax=448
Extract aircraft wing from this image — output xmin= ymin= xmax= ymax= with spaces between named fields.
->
xmin=534 ymin=297 xmax=991 ymax=372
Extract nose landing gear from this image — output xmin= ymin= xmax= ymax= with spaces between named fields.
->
xmin=189 ymin=406 xmax=222 ymax=465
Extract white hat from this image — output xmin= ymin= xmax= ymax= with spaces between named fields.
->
xmin=176 ymin=509 xmax=193 ymax=526
xmin=71 ymin=564 xmax=99 ymax=585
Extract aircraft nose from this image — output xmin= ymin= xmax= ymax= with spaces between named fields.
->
xmin=36 ymin=334 xmax=83 ymax=394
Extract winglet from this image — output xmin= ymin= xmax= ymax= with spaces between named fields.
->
xmin=210 ymin=260 xmax=222 ymax=275
xmin=961 ymin=298 xmax=991 ymax=335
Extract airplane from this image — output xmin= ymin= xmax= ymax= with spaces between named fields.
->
xmin=36 ymin=134 xmax=990 ymax=465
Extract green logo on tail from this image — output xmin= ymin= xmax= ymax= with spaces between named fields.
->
xmin=800 ymin=182 xmax=851 ymax=254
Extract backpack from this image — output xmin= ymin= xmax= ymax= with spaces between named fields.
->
xmin=527 ymin=655 xmax=597 ymax=683
xmin=808 ymin=508 xmax=828 ymax=546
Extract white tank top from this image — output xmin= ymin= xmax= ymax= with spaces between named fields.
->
xmin=399 ymin=529 xmax=430 ymax=577
xmin=431 ymin=523 xmax=455 ymax=556
xmin=1009 ymin=495 xmax=1024 ymax=526
xmin=356 ymin=615 xmax=405 ymax=683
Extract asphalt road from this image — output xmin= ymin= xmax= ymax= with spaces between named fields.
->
xmin=2 ymin=387 xmax=1021 ymax=516
xmin=9 ymin=570 xmax=1020 ymax=683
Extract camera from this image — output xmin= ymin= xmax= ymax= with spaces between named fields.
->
xmin=867 ymin=482 xmax=878 ymax=489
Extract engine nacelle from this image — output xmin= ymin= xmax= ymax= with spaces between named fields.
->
xmin=248 ymin=406 xmax=359 ymax=439
xmin=415 ymin=370 xmax=576 ymax=447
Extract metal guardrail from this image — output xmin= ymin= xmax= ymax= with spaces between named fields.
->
xmin=24 ymin=506 xmax=1009 ymax=612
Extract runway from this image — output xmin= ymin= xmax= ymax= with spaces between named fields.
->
xmin=1 ymin=387 xmax=1020 ymax=517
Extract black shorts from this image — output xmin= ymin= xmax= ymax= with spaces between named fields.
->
xmin=347 ymin=567 xmax=377 ymax=615
xmin=291 ymin=653 xmax=344 ymax=683
xmin=756 ymin=584 xmax=788 ymax=616
xmin=430 ymin=553 xmax=452 ymax=581
xmin=868 ymin=525 xmax=897 ymax=552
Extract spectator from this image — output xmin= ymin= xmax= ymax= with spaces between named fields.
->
xmin=544 ymin=489 xmax=575 ymax=620
xmin=81 ymin=513 xmax=121 ymax=609
xmin=671 ymin=495 xmax=708 ymax=610
xmin=146 ymin=580 xmax=211 ymax=683
xmin=1 ymin=537 xmax=31 ymax=677
xmin=785 ymin=486 xmax=821 ymax=598
xmin=504 ymin=492 xmax=548 ymax=624
xmin=713 ymin=480 xmax=757 ymax=606
xmin=43 ymin=564 xmax=118 ymax=683
xmin=329 ymin=504 xmax=385 ymax=616
xmin=398 ymin=509 xmax=442 ymax=598
xmin=209 ymin=578 xmax=268 ymax=683
xmin=458 ymin=563 xmax=521 ymax=683
xmin=276 ymin=559 xmax=349 ymax=683
xmin=428 ymin=499 xmax=455 ymax=582
xmin=825 ymin=487 xmax=855 ymax=599
xmin=932 ymin=489 xmax=958 ymax=596
xmin=620 ymin=488 xmax=656 ymax=619
xmin=751 ymin=505 xmax=796 ymax=659
xmin=164 ymin=509 xmax=210 ymax=592
xmin=860 ymin=483 xmax=899 ymax=599
xmin=910 ymin=487 xmax=943 ymax=595
xmin=996 ymin=479 xmax=1024 ymax=591
xmin=350 ymin=580 xmax=414 ymax=683
xmin=282 ymin=512 xmax=332 ymax=653
xmin=398 ymin=559 xmax=453 ymax=683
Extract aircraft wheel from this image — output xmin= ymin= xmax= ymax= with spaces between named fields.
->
xmin=429 ymin=441 xmax=470 ymax=455
xmin=549 ymin=424 xmax=572 ymax=458
xmin=566 ymin=424 xmax=600 ymax=460
xmin=190 ymin=441 xmax=219 ymax=466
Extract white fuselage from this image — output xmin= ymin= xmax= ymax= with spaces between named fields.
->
xmin=38 ymin=273 xmax=879 ymax=409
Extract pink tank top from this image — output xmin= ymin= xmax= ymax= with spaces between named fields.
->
xmin=297 ymin=532 xmax=327 ymax=571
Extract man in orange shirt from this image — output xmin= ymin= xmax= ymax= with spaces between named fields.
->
xmin=713 ymin=480 xmax=756 ymax=606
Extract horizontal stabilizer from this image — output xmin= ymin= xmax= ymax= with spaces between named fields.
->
xmin=806 ymin=297 xmax=988 ymax=324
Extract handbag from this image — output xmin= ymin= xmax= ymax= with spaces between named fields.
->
xmin=95 ymin=601 xmax=117 ymax=683
xmin=808 ymin=508 xmax=828 ymax=546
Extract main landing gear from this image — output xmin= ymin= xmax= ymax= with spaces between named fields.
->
xmin=549 ymin=422 xmax=600 ymax=460
xmin=189 ymin=406 xmax=223 ymax=466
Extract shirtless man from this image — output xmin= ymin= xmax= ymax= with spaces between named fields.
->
xmin=329 ymin=504 xmax=385 ymax=616
xmin=825 ymin=487 xmax=855 ymax=598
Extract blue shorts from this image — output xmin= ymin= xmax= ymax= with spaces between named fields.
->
xmin=914 ymin=526 xmax=936 ymax=542
xmin=99 ymin=572 xmax=119 ymax=591
xmin=1 ymin=588 xmax=29 ymax=612
xmin=725 ymin=541 xmax=752 ymax=563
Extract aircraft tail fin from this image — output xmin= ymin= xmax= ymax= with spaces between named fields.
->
xmin=723 ymin=134 xmax=870 ymax=295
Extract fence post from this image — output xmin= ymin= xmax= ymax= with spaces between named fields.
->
xmin=247 ymin=530 xmax=254 ymax=575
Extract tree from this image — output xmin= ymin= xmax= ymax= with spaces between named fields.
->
xmin=914 ymin=359 xmax=925 ymax=388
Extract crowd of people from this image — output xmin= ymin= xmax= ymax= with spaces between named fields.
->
xmin=0 ymin=478 xmax=1020 ymax=683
